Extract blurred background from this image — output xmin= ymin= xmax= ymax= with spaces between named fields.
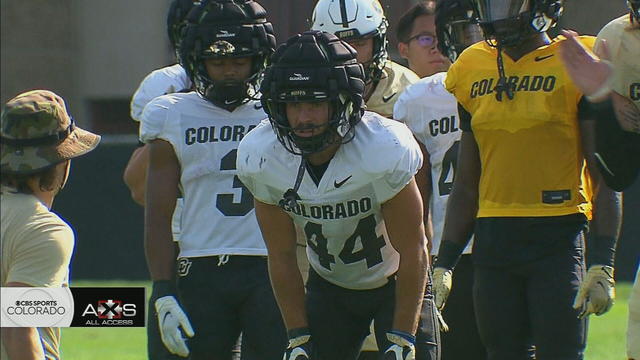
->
xmin=1 ymin=0 xmax=637 ymax=283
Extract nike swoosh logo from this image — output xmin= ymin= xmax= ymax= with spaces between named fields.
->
xmin=382 ymin=92 xmax=397 ymax=103
xmin=534 ymin=54 xmax=554 ymax=62
xmin=334 ymin=175 xmax=352 ymax=188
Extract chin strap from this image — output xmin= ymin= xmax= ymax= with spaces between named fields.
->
xmin=279 ymin=156 xmax=306 ymax=209
xmin=495 ymin=45 xmax=515 ymax=101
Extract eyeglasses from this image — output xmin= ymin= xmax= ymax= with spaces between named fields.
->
xmin=407 ymin=33 xmax=437 ymax=48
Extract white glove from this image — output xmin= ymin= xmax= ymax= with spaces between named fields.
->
xmin=573 ymin=265 xmax=615 ymax=318
xmin=383 ymin=332 xmax=416 ymax=360
xmin=155 ymin=295 xmax=195 ymax=357
xmin=432 ymin=267 xmax=453 ymax=311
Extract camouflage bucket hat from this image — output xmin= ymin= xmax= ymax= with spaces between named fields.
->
xmin=1 ymin=90 xmax=101 ymax=174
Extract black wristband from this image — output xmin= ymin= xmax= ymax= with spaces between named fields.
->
xmin=434 ymin=241 xmax=465 ymax=270
xmin=151 ymin=280 xmax=177 ymax=299
xmin=588 ymin=235 xmax=617 ymax=267
xmin=287 ymin=327 xmax=310 ymax=339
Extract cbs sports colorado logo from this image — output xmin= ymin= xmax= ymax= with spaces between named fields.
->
xmin=1 ymin=287 xmax=144 ymax=327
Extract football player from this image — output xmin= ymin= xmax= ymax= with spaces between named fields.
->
xmin=558 ymin=1 xmax=640 ymax=191
xmin=396 ymin=1 xmax=451 ymax=79
xmin=311 ymin=0 xmax=419 ymax=118
xmin=433 ymin=0 xmax=622 ymax=359
xmin=124 ymin=0 xmax=198 ymax=206
xmin=141 ymin=1 xmax=285 ymax=359
xmin=237 ymin=30 xmax=433 ymax=360
xmin=122 ymin=2 xmax=200 ymax=359
xmin=393 ymin=1 xmax=488 ymax=359
xmin=311 ymin=3 xmax=433 ymax=357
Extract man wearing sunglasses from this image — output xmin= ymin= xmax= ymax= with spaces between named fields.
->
xmin=397 ymin=1 xmax=451 ymax=79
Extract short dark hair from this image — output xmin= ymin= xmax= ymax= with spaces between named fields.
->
xmin=396 ymin=1 xmax=437 ymax=43
xmin=1 ymin=165 xmax=60 ymax=195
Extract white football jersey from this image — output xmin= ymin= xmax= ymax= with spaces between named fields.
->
xmin=237 ymin=112 xmax=423 ymax=290
xmin=394 ymin=72 xmax=473 ymax=255
xmin=140 ymin=92 xmax=267 ymax=258
xmin=131 ymin=64 xmax=192 ymax=122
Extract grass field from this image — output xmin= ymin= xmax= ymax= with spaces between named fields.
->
xmin=61 ymin=280 xmax=634 ymax=359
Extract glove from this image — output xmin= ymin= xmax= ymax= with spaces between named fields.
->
xmin=383 ymin=330 xmax=416 ymax=360
xmin=435 ymin=307 xmax=449 ymax=332
xmin=573 ymin=265 xmax=615 ymax=318
xmin=155 ymin=295 xmax=195 ymax=357
xmin=283 ymin=327 xmax=313 ymax=360
xmin=432 ymin=267 xmax=453 ymax=311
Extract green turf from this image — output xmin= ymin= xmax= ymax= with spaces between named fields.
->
xmin=61 ymin=280 xmax=634 ymax=359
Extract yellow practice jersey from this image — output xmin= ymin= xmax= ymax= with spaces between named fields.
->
xmin=366 ymin=61 xmax=419 ymax=118
xmin=595 ymin=14 xmax=640 ymax=107
xmin=445 ymin=36 xmax=596 ymax=219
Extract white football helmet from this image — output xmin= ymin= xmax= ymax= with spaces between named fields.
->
xmin=311 ymin=0 xmax=388 ymax=83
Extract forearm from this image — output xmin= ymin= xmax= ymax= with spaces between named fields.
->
xmin=440 ymin=184 xmax=477 ymax=248
xmin=393 ymin=246 xmax=428 ymax=334
xmin=144 ymin=141 xmax=179 ymax=281
xmin=588 ymin=182 xmax=622 ymax=266
xmin=145 ymin=202 xmax=177 ymax=280
xmin=267 ymin=253 xmax=308 ymax=330
xmin=123 ymin=146 xmax=149 ymax=206
xmin=2 ymin=327 xmax=45 ymax=360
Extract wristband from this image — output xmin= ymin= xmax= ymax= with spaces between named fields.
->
xmin=389 ymin=329 xmax=416 ymax=345
xmin=287 ymin=327 xmax=310 ymax=339
xmin=434 ymin=241 xmax=465 ymax=270
xmin=152 ymin=280 xmax=177 ymax=298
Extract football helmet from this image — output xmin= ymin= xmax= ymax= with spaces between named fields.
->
xmin=436 ymin=0 xmax=483 ymax=62
xmin=261 ymin=30 xmax=365 ymax=156
xmin=311 ymin=0 xmax=388 ymax=83
xmin=470 ymin=0 xmax=563 ymax=47
xmin=629 ymin=0 xmax=640 ymax=23
xmin=167 ymin=0 xmax=202 ymax=61
xmin=179 ymin=0 xmax=276 ymax=106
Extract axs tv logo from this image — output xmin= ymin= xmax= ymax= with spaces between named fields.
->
xmin=70 ymin=288 xmax=145 ymax=327
xmin=81 ymin=299 xmax=137 ymax=325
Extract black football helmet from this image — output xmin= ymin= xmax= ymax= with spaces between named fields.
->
xmin=470 ymin=0 xmax=563 ymax=47
xmin=179 ymin=0 xmax=276 ymax=107
xmin=436 ymin=0 xmax=483 ymax=62
xmin=261 ymin=30 xmax=366 ymax=156
xmin=167 ymin=0 xmax=202 ymax=61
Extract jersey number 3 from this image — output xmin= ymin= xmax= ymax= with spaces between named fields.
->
xmin=304 ymin=214 xmax=385 ymax=271
xmin=216 ymin=149 xmax=253 ymax=216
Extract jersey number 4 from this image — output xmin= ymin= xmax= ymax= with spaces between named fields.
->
xmin=216 ymin=149 xmax=253 ymax=216
xmin=304 ymin=214 xmax=386 ymax=271
xmin=438 ymin=140 xmax=460 ymax=196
